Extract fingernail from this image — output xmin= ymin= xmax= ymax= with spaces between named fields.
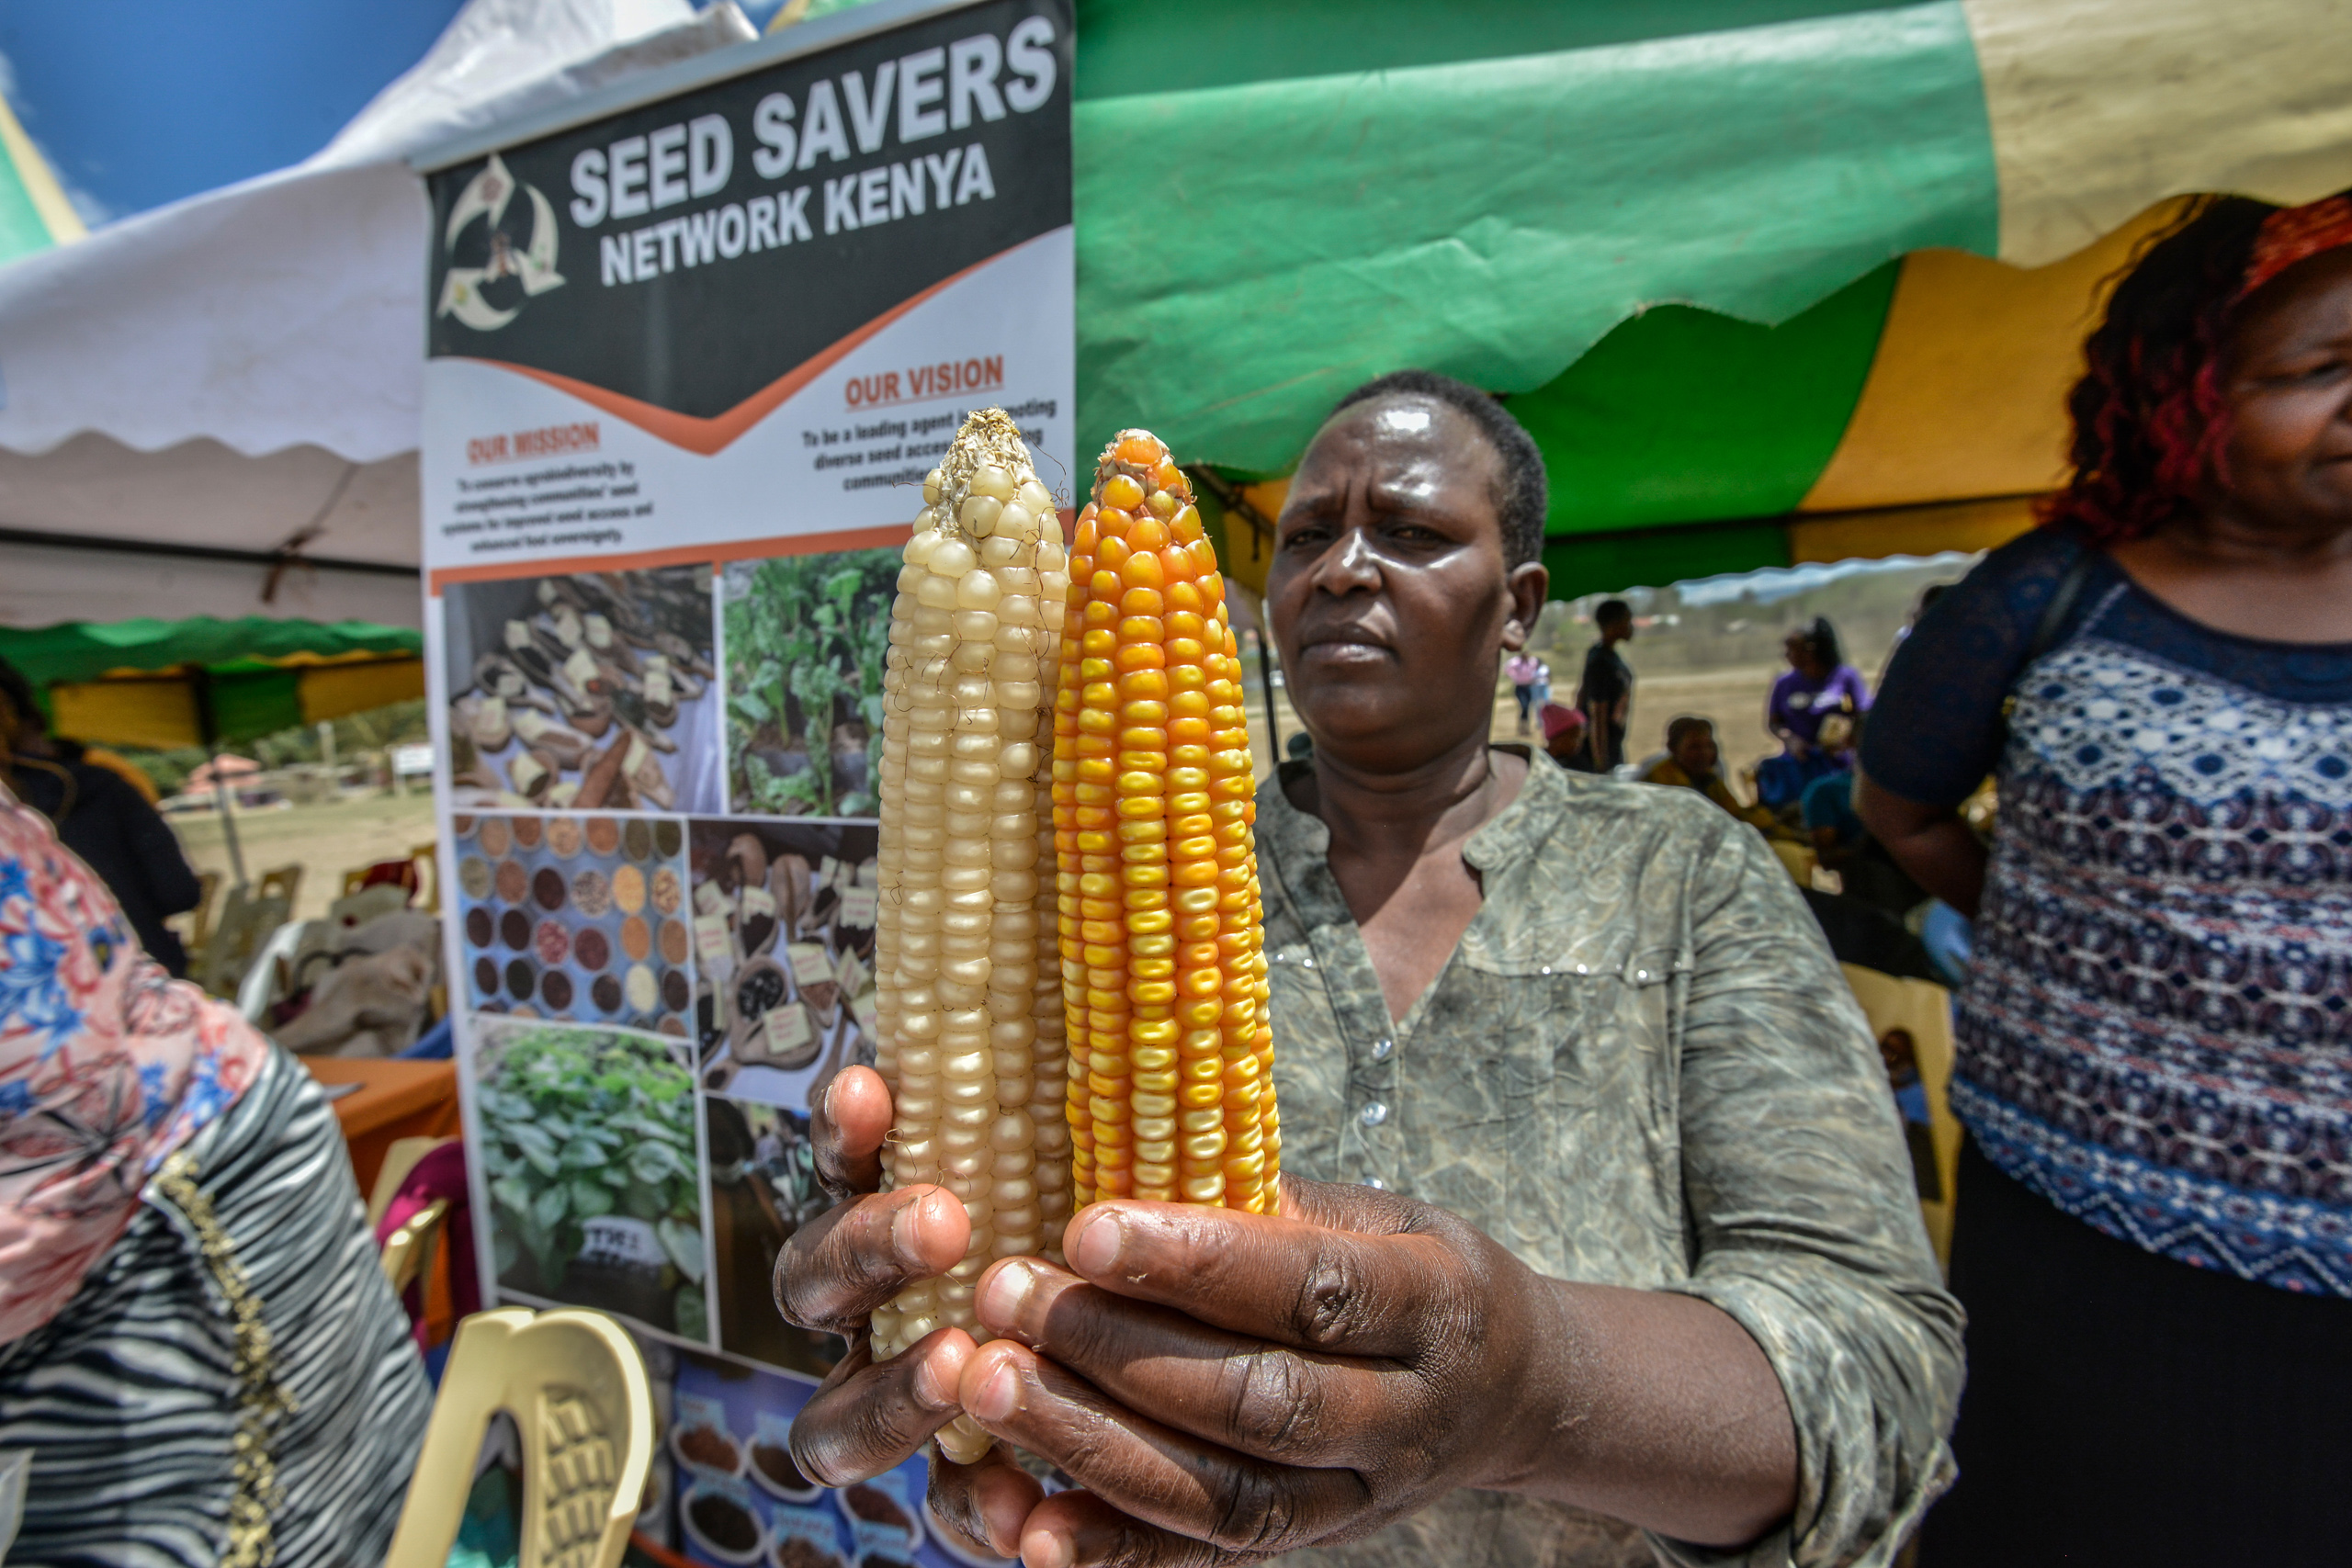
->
xmin=890 ymin=1192 xmax=930 ymax=1264
xmin=820 ymin=1076 xmax=841 ymax=1124
xmin=1022 ymin=1526 xmax=1075 ymax=1568
xmin=976 ymin=1260 xmax=1035 ymax=1330
xmin=1070 ymin=1210 xmax=1124 ymax=1277
xmin=911 ymin=1345 xmax=957 ymax=1409
xmin=969 ymin=1356 xmax=1023 ymax=1423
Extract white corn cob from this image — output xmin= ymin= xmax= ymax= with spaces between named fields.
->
xmin=869 ymin=411 xmax=1071 ymax=1462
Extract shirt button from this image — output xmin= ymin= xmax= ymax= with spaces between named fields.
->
xmin=1371 ymin=1037 xmax=1394 ymax=1062
xmin=1363 ymin=1177 xmax=1387 ymax=1190
xmin=1359 ymin=1100 xmax=1388 ymax=1127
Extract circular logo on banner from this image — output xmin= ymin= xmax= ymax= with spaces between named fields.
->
xmin=435 ymin=152 xmax=566 ymax=332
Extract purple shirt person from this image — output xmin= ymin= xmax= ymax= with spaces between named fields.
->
xmin=1767 ymin=618 xmax=1871 ymax=754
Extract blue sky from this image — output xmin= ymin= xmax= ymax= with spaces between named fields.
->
xmin=0 ymin=0 xmax=786 ymax=224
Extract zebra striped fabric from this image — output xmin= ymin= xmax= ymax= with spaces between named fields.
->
xmin=0 ymin=1045 xmax=433 ymax=1566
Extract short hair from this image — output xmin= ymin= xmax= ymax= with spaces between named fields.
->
xmin=1331 ymin=369 xmax=1548 ymax=569
xmin=1666 ymin=715 xmax=1713 ymax=748
xmin=1596 ymin=599 xmax=1632 ymax=627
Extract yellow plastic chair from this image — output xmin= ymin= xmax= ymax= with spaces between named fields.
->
xmin=411 ymin=840 xmax=442 ymax=912
xmin=368 ymin=1135 xmax=460 ymax=1296
xmin=256 ymin=863 xmax=304 ymax=911
xmin=1840 ymin=963 xmax=1963 ymax=1269
xmin=383 ymin=1309 xmax=653 ymax=1568
xmin=182 ymin=869 xmax=223 ymax=963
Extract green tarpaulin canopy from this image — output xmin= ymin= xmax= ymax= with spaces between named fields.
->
xmin=0 ymin=616 xmax=424 ymax=750
xmin=788 ymin=0 xmax=2352 ymax=593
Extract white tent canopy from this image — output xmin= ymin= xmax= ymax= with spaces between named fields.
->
xmin=0 ymin=0 xmax=755 ymax=629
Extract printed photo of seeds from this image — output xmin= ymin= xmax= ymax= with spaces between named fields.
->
xmin=719 ymin=547 xmax=898 ymax=818
xmin=444 ymin=564 xmax=724 ymax=814
xmin=684 ymin=818 xmax=879 ymax=1112
xmin=453 ymin=811 xmax=694 ymax=1035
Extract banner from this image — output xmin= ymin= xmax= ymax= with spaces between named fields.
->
xmin=419 ymin=3 xmax=1072 ymax=1559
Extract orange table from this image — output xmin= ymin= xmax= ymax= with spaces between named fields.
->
xmin=300 ymin=1056 xmax=463 ymax=1201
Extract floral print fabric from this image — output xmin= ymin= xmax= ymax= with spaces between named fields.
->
xmin=0 ymin=788 xmax=267 ymax=1342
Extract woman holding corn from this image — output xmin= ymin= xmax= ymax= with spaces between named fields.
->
xmin=777 ymin=372 xmax=1961 ymax=1568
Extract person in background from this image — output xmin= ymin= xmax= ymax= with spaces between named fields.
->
xmin=1801 ymin=718 xmax=1926 ymax=920
xmin=1537 ymin=699 xmax=1588 ymax=766
xmin=1637 ymin=716 xmax=1780 ymax=832
xmin=1572 ymin=598 xmax=1635 ymax=772
xmin=1504 ymin=649 xmax=1543 ymax=734
xmin=1757 ymin=620 xmax=1868 ymax=811
xmin=0 ymin=784 xmax=431 ymax=1563
xmin=1860 ymin=192 xmax=2352 ymax=1562
xmin=0 ymin=658 xmax=205 ymax=977
xmin=775 ymin=367 xmax=1959 ymax=1568
xmin=1531 ymin=654 xmax=1552 ymax=715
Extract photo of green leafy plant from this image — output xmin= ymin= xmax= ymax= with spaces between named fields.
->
xmin=721 ymin=547 xmax=899 ymax=818
xmin=474 ymin=1018 xmax=708 ymax=1341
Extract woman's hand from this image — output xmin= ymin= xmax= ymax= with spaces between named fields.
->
xmin=943 ymin=1177 xmax=1541 ymax=1564
xmin=773 ymin=1067 xmax=986 ymax=1486
xmin=939 ymin=1178 xmax=1795 ymax=1567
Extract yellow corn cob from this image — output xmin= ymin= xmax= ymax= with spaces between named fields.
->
xmin=871 ymin=411 xmax=1074 ymax=1422
xmin=1053 ymin=431 xmax=1278 ymax=1213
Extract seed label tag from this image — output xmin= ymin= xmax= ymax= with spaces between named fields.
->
xmin=694 ymin=912 xmax=732 ymax=963
xmin=763 ymin=1003 xmax=815 ymax=1058
xmin=840 ymin=886 xmax=879 ymax=929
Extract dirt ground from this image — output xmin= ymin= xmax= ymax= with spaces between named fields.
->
xmin=170 ymin=791 xmax=441 ymax=922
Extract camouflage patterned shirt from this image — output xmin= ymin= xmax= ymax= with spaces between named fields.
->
xmin=1259 ymin=751 xmax=1962 ymax=1568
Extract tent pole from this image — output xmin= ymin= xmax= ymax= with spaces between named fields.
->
xmin=193 ymin=671 xmax=249 ymax=888
xmin=1255 ymin=629 xmax=1282 ymax=762
xmin=207 ymin=741 xmax=250 ymax=888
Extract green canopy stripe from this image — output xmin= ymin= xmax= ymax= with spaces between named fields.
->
xmin=1074 ymin=2 xmax=1996 ymax=473
xmin=1513 ymin=263 xmax=1901 ymax=536
xmin=1070 ymin=0 xmax=1913 ymax=101
xmin=207 ymin=670 xmax=310 ymax=745
xmin=0 ymin=616 xmax=422 ymax=689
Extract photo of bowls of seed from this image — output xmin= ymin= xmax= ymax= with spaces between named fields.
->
xmin=687 ymin=818 xmax=879 ymax=1111
xmin=441 ymin=565 xmax=724 ymax=814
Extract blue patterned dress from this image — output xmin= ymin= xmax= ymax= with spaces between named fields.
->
xmin=1867 ymin=526 xmax=2352 ymax=1293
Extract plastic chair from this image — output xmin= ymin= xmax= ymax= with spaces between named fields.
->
xmin=383 ymin=1309 xmax=652 ymax=1568
xmin=196 ymin=887 xmax=291 ymax=999
xmin=256 ymin=863 xmax=304 ymax=911
xmin=411 ymin=840 xmax=442 ymax=912
xmin=371 ymin=1135 xmax=460 ymax=1299
xmin=181 ymin=869 xmax=223 ymax=963
xmin=1840 ymin=963 xmax=1962 ymax=1269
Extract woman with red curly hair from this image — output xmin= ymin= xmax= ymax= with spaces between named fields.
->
xmin=1861 ymin=195 xmax=2352 ymax=1562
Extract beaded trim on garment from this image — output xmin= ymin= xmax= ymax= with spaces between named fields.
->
xmin=153 ymin=1151 xmax=297 ymax=1567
